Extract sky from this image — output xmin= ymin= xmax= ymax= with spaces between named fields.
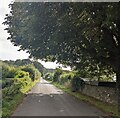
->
xmin=0 ymin=0 xmax=70 ymax=70
xmin=0 ymin=0 xmax=29 ymax=61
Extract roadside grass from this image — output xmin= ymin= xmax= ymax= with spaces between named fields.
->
xmin=51 ymin=81 xmax=120 ymax=118
xmin=2 ymin=79 xmax=40 ymax=118
xmin=2 ymin=92 xmax=24 ymax=118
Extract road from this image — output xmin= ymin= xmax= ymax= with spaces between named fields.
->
xmin=12 ymin=78 xmax=107 ymax=117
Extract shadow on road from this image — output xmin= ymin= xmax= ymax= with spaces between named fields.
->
xmin=12 ymin=79 xmax=108 ymax=117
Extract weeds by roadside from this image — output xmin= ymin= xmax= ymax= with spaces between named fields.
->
xmin=51 ymin=81 xmax=120 ymax=118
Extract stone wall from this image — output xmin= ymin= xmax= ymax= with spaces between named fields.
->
xmin=80 ymin=84 xmax=117 ymax=105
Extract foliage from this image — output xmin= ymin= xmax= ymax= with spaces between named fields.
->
xmin=99 ymin=75 xmax=114 ymax=82
xmin=58 ymin=72 xmax=74 ymax=85
xmin=71 ymin=74 xmax=85 ymax=92
xmin=2 ymin=76 xmax=39 ymax=117
xmin=1 ymin=60 xmax=41 ymax=117
xmin=15 ymin=70 xmax=29 ymax=78
xmin=43 ymin=68 xmax=55 ymax=75
xmin=1 ymin=62 xmax=17 ymax=79
xmin=77 ymin=67 xmax=114 ymax=82
xmin=53 ymin=68 xmax=63 ymax=82
xmin=1 ymin=62 xmax=10 ymax=79
xmin=3 ymin=2 xmax=120 ymax=113
xmin=44 ymin=72 xmax=53 ymax=81
xmin=7 ymin=68 xmax=17 ymax=78
xmin=3 ymin=2 xmax=118 ymax=82
xmin=49 ymin=69 xmax=85 ymax=91
xmin=2 ymin=93 xmax=23 ymax=118
xmin=3 ymin=3 xmax=119 ymax=70
xmin=2 ymin=78 xmax=14 ymax=89
xmin=21 ymin=65 xmax=41 ymax=81
xmin=2 ymin=82 xmax=20 ymax=98
xmin=14 ymin=76 xmax=34 ymax=93
xmin=3 ymin=59 xmax=45 ymax=75
xmin=33 ymin=61 xmax=44 ymax=76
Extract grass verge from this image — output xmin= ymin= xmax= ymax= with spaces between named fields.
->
xmin=2 ymin=93 xmax=24 ymax=118
xmin=51 ymin=81 xmax=120 ymax=118
xmin=2 ymin=79 xmax=39 ymax=118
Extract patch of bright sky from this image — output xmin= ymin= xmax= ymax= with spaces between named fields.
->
xmin=0 ymin=0 xmax=71 ymax=70
xmin=0 ymin=0 xmax=29 ymax=60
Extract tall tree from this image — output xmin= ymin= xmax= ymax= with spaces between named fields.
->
xmin=4 ymin=2 xmax=120 ymax=114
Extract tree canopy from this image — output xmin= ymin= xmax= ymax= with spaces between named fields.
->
xmin=4 ymin=3 xmax=120 ymax=71
xmin=3 ymin=2 xmax=120 ymax=113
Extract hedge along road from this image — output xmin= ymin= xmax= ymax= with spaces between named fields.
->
xmin=12 ymin=78 xmax=107 ymax=117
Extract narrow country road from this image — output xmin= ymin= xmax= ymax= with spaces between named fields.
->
xmin=12 ymin=78 xmax=107 ymax=117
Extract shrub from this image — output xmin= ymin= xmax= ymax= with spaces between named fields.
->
xmin=71 ymin=75 xmax=85 ymax=92
xmin=2 ymin=78 xmax=14 ymax=89
xmin=21 ymin=65 xmax=41 ymax=81
xmin=7 ymin=68 xmax=17 ymax=78
xmin=59 ymin=73 xmax=70 ymax=84
xmin=1 ymin=61 xmax=41 ymax=117
xmin=58 ymin=71 xmax=75 ymax=84
xmin=1 ymin=62 xmax=17 ymax=79
xmin=22 ymin=65 xmax=35 ymax=80
xmin=34 ymin=69 xmax=41 ymax=80
xmin=15 ymin=76 xmax=32 ymax=93
xmin=44 ymin=73 xmax=53 ymax=81
xmin=1 ymin=63 xmax=10 ymax=79
xmin=15 ymin=70 xmax=28 ymax=78
xmin=2 ymin=83 xmax=21 ymax=98
xmin=53 ymin=68 xmax=62 ymax=82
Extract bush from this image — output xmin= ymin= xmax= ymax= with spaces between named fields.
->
xmin=59 ymin=73 xmax=71 ymax=84
xmin=71 ymin=75 xmax=85 ymax=92
xmin=15 ymin=70 xmax=28 ymax=78
xmin=7 ymin=68 xmax=17 ymax=78
xmin=21 ymin=65 xmax=41 ymax=81
xmin=1 ymin=61 xmax=41 ymax=117
xmin=53 ymin=68 xmax=63 ymax=82
xmin=2 ymin=83 xmax=21 ymax=98
xmin=44 ymin=73 xmax=53 ymax=81
xmin=2 ymin=78 xmax=14 ymax=89
xmin=14 ymin=76 xmax=32 ymax=93
xmin=34 ymin=69 xmax=41 ymax=80
xmin=1 ymin=62 xmax=17 ymax=79
xmin=1 ymin=63 xmax=10 ymax=79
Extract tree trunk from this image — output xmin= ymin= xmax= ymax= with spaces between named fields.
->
xmin=116 ymin=71 xmax=120 ymax=116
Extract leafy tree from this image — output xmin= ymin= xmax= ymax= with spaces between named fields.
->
xmin=53 ymin=68 xmax=63 ymax=82
xmin=77 ymin=3 xmax=120 ymax=113
xmin=3 ymin=2 xmax=120 ymax=113
xmin=33 ymin=61 xmax=44 ymax=76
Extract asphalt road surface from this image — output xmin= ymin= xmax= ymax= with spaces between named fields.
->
xmin=12 ymin=78 xmax=107 ymax=117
